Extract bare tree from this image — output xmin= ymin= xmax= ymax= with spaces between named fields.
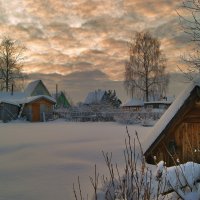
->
xmin=0 ymin=37 xmax=25 ymax=91
xmin=177 ymin=0 xmax=200 ymax=79
xmin=124 ymin=32 xmax=169 ymax=102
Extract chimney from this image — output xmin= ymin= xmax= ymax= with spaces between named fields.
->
xmin=11 ymin=84 xmax=14 ymax=95
xmin=56 ymin=84 xmax=58 ymax=100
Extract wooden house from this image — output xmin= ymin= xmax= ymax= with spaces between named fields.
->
xmin=20 ymin=80 xmax=56 ymax=122
xmin=144 ymin=80 xmax=200 ymax=166
xmin=0 ymin=80 xmax=56 ymax=122
xmin=121 ymin=98 xmax=144 ymax=111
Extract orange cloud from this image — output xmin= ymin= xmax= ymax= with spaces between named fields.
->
xmin=0 ymin=0 xmax=191 ymax=81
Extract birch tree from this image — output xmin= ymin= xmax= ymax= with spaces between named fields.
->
xmin=0 ymin=37 xmax=25 ymax=91
xmin=124 ymin=31 xmax=169 ymax=101
xmin=178 ymin=0 xmax=200 ymax=78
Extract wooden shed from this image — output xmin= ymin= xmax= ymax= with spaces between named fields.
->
xmin=144 ymin=81 xmax=200 ymax=166
xmin=0 ymin=101 xmax=20 ymax=122
xmin=22 ymin=95 xmax=56 ymax=122
xmin=20 ymin=80 xmax=56 ymax=122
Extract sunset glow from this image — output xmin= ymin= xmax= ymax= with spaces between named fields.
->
xmin=0 ymin=0 xmax=191 ymax=101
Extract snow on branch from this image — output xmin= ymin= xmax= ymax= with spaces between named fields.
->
xmin=156 ymin=161 xmax=200 ymax=199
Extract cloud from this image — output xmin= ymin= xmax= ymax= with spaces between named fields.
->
xmin=0 ymin=0 xmax=191 ymax=86
xmin=0 ymin=0 xmax=190 ymax=103
xmin=65 ymin=69 xmax=109 ymax=81
xmin=17 ymin=23 xmax=45 ymax=39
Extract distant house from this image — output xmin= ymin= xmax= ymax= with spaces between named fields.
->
xmin=144 ymin=80 xmax=200 ymax=166
xmin=54 ymin=91 xmax=71 ymax=109
xmin=84 ymin=89 xmax=121 ymax=108
xmin=0 ymin=80 xmax=56 ymax=122
xmin=84 ymin=89 xmax=106 ymax=105
xmin=121 ymin=98 xmax=144 ymax=111
xmin=144 ymin=100 xmax=173 ymax=110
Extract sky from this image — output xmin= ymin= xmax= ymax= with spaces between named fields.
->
xmin=0 ymin=0 xmax=192 ymax=102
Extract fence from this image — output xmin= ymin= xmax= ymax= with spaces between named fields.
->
xmin=54 ymin=108 xmax=165 ymax=124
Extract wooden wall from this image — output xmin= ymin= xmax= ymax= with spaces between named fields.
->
xmin=148 ymin=122 xmax=200 ymax=166
xmin=23 ymin=99 xmax=54 ymax=122
xmin=146 ymin=92 xmax=200 ymax=166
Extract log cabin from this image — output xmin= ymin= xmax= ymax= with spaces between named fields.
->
xmin=144 ymin=80 xmax=200 ymax=166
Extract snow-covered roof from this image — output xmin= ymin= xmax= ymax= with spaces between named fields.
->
xmin=143 ymin=79 xmax=200 ymax=153
xmin=24 ymin=80 xmax=51 ymax=97
xmin=17 ymin=95 xmax=56 ymax=104
xmin=84 ymin=89 xmax=106 ymax=104
xmin=0 ymin=91 xmax=56 ymax=105
xmin=24 ymin=80 xmax=41 ymax=97
xmin=0 ymin=92 xmax=25 ymax=100
xmin=0 ymin=92 xmax=25 ymax=106
xmin=122 ymin=98 xmax=144 ymax=107
xmin=0 ymin=99 xmax=20 ymax=106
xmin=0 ymin=83 xmax=56 ymax=107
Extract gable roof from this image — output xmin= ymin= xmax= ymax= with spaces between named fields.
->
xmin=122 ymin=98 xmax=144 ymax=107
xmin=143 ymin=79 xmax=199 ymax=154
xmin=24 ymin=80 xmax=51 ymax=97
xmin=24 ymin=80 xmax=40 ymax=96
xmin=52 ymin=91 xmax=71 ymax=108
xmin=0 ymin=80 xmax=54 ymax=106
xmin=84 ymin=89 xmax=106 ymax=104
xmin=22 ymin=95 xmax=56 ymax=104
xmin=52 ymin=91 xmax=67 ymax=99
xmin=0 ymin=92 xmax=55 ymax=105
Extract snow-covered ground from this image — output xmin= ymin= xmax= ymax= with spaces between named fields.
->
xmin=0 ymin=120 xmax=151 ymax=200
